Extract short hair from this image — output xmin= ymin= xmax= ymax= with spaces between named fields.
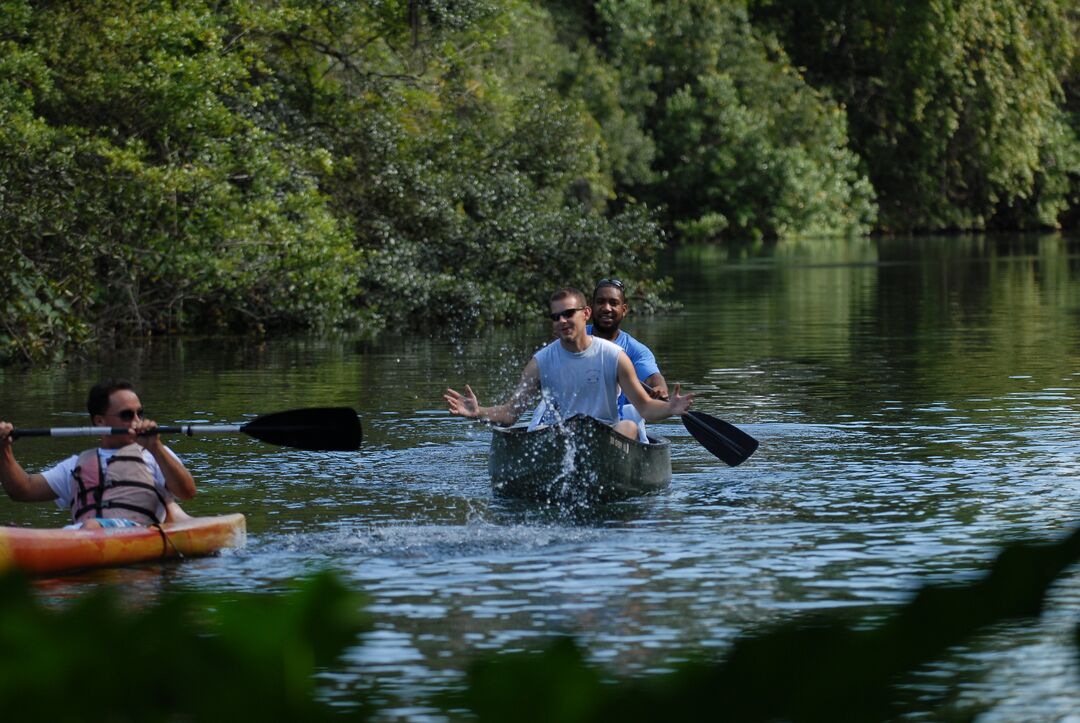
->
xmin=87 ymin=379 xmax=135 ymax=418
xmin=592 ymin=279 xmax=626 ymax=303
xmin=549 ymin=287 xmax=587 ymax=308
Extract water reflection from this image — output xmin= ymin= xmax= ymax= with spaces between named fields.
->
xmin=1 ymin=234 xmax=1079 ymax=719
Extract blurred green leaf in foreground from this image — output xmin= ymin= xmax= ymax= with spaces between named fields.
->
xmin=2 ymin=523 xmax=1079 ymax=721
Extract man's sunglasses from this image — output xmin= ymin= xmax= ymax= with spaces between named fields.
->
xmin=549 ymin=307 xmax=586 ymax=322
xmin=113 ymin=409 xmax=145 ymax=422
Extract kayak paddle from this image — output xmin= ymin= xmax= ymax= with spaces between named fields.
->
xmin=640 ymin=382 xmax=757 ymax=466
xmin=9 ymin=407 xmax=363 ymax=452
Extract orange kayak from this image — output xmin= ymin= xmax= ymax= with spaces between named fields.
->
xmin=0 ymin=514 xmax=246 ymax=575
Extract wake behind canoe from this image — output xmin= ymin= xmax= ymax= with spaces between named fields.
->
xmin=0 ymin=514 xmax=246 ymax=576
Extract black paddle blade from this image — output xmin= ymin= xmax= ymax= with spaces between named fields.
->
xmin=682 ymin=410 xmax=758 ymax=466
xmin=240 ymin=407 xmax=362 ymax=451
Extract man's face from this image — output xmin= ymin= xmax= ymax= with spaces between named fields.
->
xmin=591 ymin=285 xmax=627 ymax=333
xmin=95 ymin=389 xmax=144 ymax=447
xmin=550 ymin=296 xmax=590 ymax=342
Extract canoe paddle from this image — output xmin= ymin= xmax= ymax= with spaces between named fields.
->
xmin=641 ymin=382 xmax=757 ymax=466
xmin=680 ymin=409 xmax=758 ymax=466
xmin=9 ymin=407 xmax=363 ymax=452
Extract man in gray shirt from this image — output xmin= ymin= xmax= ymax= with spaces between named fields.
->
xmin=445 ymin=287 xmax=692 ymax=439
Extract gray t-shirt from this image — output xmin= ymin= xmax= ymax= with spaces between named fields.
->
xmin=531 ymin=336 xmax=622 ymax=426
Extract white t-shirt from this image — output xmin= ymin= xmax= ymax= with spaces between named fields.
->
xmin=42 ymin=446 xmax=180 ymax=511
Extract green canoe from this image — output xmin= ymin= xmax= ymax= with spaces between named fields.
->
xmin=489 ymin=414 xmax=672 ymax=504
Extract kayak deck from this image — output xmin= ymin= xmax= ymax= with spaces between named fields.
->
xmin=489 ymin=414 xmax=672 ymax=505
xmin=0 ymin=514 xmax=246 ymax=576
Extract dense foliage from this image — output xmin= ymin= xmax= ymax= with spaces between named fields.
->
xmin=0 ymin=571 xmax=370 ymax=721
xmin=2 ymin=523 xmax=1078 ymax=720
xmin=554 ymin=0 xmax=878 ymax=241
xmin=1 ymin=0 xmax=1077 ymax=362
xmin=0 ymin=0 xmax=669 ymax=363
xmin=748 ymin=0 xmax=1080 ymax=232
xmin=1 ymin=1 xmax=361 ymax=360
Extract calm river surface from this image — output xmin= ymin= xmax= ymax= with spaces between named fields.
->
xmin=3 ymin=235 xmax=1080 ymax=720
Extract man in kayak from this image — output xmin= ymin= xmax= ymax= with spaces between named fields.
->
xmin=588 ymin=278 xmax=668 ymax=439
xmin=0 ymin=379 xmax=196 ymax=528
xmin=445 ymin=287 xmax=692 ymax=439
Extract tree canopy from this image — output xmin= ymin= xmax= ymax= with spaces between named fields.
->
xmin=748 ymin=0 xmax=1080 ymax=231
xmin=0 ymin=0 xmax=1076 ymax=362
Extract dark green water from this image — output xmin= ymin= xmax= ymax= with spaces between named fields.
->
xmin=2 ymin=235 xmax=1079 ymax=719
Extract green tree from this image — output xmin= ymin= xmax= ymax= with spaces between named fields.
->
xmin=557 ymin=0 xmax=877 ymax=241
xmin=1060 ymin=15 xmax=1080 ymax=229
xmin=749 ymin=0 xmax=1080 ymax=232
xmin=0 ymin=0 xmax=359 ymax=362
xmin=250 ymin=0 xmax=669 ymax=327
xmin=0 ymin=0 xmax=669 ymax=363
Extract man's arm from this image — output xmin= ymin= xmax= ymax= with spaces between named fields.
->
xmin=135 ymin=420 xmax=197 ymax=500
xmin=0 ymin=422 xmax=59 ymax=502
xmin=446 ymin=359 xmax=541 ymax=427
xmin=642 ymin=372 xmax=669 ymax=400
xmin=623 ymin=336 xmax=668 ymax=400
xmin=617 ymin=354 xmax=691 ymax=421
xmin=153 ymin=447 xmax=197 ymax=501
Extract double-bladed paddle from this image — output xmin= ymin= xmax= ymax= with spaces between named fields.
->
xmin=641 ymin=382 xmax=757 ymax=466
xmin=9 ymin=407 xmax=363 ymax=452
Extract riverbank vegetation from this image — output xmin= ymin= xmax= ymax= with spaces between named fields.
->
xmin=1 ymin=0 xmax=1077 ymax=363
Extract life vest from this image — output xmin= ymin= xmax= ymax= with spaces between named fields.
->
xmin=71 ymin=444 xmax=167 ymax=525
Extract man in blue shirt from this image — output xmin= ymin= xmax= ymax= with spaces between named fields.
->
xmin=588 ymin=279 xmax=668 ymax=440
xmin=589 ymin=278 xmax=669 ymax=399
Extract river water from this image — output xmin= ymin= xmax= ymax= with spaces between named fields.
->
xmin=2 ymin=235 xmax=1079 ymax=719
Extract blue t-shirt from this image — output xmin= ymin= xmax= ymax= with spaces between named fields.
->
xmin=586 ymin=326 xmax=660 ymax=382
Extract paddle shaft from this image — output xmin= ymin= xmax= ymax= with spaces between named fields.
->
xmin=11 ymin=424 xmax=246 ymax=439
xmin=6 ymin=406 xmax=363 ymax=452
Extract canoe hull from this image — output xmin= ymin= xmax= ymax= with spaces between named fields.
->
xmin=489 ymin=415 xmax=671 ymax=504
xmin=0 ymin=514 xmax=246 ymax=576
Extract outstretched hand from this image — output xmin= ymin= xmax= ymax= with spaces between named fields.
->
xmin=445 ymin=384 xmax=481 ymax=419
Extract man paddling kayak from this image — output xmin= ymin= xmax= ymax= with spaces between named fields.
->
xmin=0 ymin=379 xmax=196 ymax=529
xmin=445 ymin=287 xmax=692 ymax=439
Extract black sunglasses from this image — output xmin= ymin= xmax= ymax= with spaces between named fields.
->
xmin=548 ymin=307 xmax=586 ymax=322
xmin=113 ymin=408 xmax=145 ymax=422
